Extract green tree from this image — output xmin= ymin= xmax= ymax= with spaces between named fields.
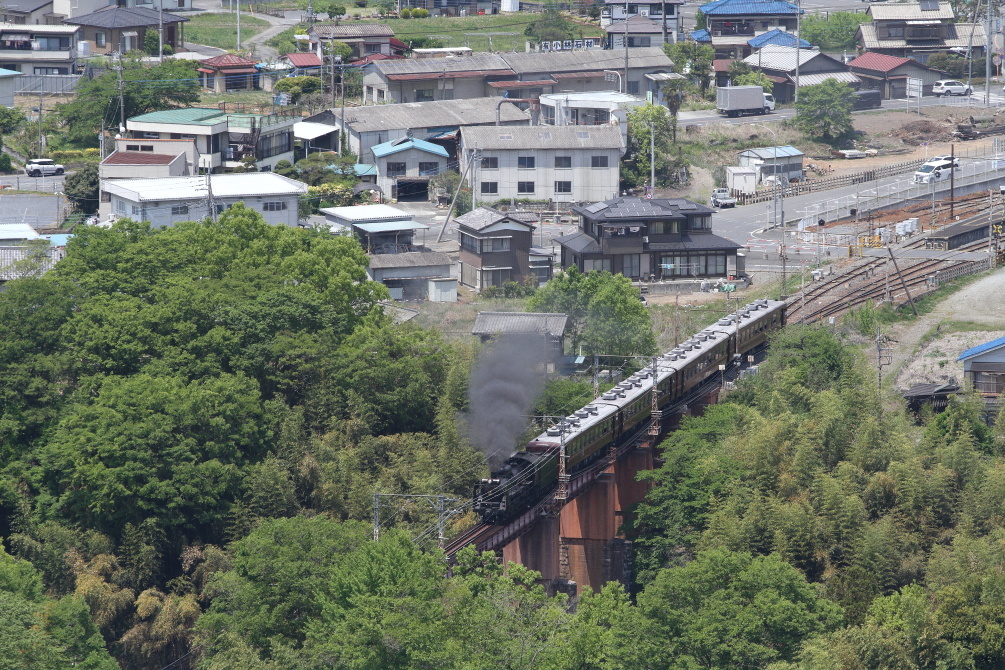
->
xmin=0 ymin=106 xmax=25 ymax=133
xmin=665 ymin=41 xmax=714 ymax=94
xmin=57 ymin=58 xmax=200 ymax=147
xmin=528 ymin=266 xmax=656 ymax=361
xmin=735 ymin=70 xmax=774 ymax=89
xmin=793 ymin=80 xmax=855 ymax=144
xmin=800 ymin=11 xmax=871 ymax=50
xmin=0 ymin=153 xmax=12 ymax=172
xmin=64 ymin=163 xmax=99 ymax=214
xmin=624 ymin=103 xmax=675 ymax=187
xmin=325 ymin=39 xmax=353 ymax=63
xmin=633 ymin=549 xmax=844 ymax=669
xmin=524 ymin=0 xmax=574 ymax=42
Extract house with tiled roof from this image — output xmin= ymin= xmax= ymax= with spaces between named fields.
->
xmin=601 ymin=0 xmax=683 ymax=43
xmin=605 ymin=15 xmax=670 ymax=49
xmin=556 ymin=196 xmax=742 ymax=280
xmin=363 ymin=53 xmax=513 ymax=104
xmin=307 ymin=22 xmax=395 ymax=59
xmin=742 ymin=45 xmax=858 ymax=102
xmin=197 ymin=54 xmax=259 ymax=92
xmin=848 ymin=51 xmax=943 ymax=98
xmin=279 ymin=52 xmax=322 ymax=75
xmin=696 ymin=0 xmax=801 ymax=58
xmin=457 ymin=207 xmax=541 ymax=291
xmin=856 ymin=0 xmax=985 ymax=63
xmin=63 ymin=5 xmax=187 ymax=55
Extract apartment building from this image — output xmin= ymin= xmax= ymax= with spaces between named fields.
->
xmin=0 ymin=22 xmax=77 ymax=74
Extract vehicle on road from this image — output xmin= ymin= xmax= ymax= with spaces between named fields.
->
xmin=716 ymin=85 xmax=775 ymax=117
xmin=933 ymin=80 xmax=972 ymax=97
xmin=25 ymin=158 xmax=64 ymax=177
xmin=852 ymin=89 xmax=883 ymax=110
xmin=914 ymin=158 xmax=959 ymax=183
xmin=710 ymin=188 xmax=737 ymax=208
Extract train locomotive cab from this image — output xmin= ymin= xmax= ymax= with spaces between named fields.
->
xmin=473 ymin=452 xmax=553 ymax=524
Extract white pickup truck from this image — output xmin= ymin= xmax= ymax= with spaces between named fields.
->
xmin=710 ymin=188 xmax=737 ymax=208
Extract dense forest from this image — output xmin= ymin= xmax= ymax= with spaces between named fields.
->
xmin=2 ymin=209 xmax=1004 ymax=669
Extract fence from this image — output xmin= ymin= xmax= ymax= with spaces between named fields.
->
xmin=15 ymin=74 xmax=82 ymax=95
xmin=0 ymin=176 xmax=66 ymax=192
xmin=737 ymin=158 xmax=925 ymax=206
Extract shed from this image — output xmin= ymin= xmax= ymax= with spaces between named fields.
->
xmin=903 ymin=381 xmax=961 ymax=415
xmin=319 ymin=204 xmax=427 ymax=253
xmin=725 ymin=166 xmax=757 ymax=195
xmin=924 ymin=219 xmax=988 ymax=251
xmin=366 ymin=251 xmax=453 ymax=301
xmin=959 ymin=336 xmax=1005 ymax=396
xmin=471 ymin=311 xmax=569 ymax=357
xmin=737 ymin=145 xmax=804 ymax=183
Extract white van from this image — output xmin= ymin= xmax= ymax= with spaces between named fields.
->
xmin=913 ymin=158 xmax=958 ymax=184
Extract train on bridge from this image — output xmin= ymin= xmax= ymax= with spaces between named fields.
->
xmin=474 ymin=298 xmax=787 ymax=524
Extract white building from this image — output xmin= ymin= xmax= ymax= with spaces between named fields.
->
xmin=0 ymin=23 xmax=78 ymax=75
xmin=600 ymin=0 xmax=683 ymax=39
xmin=460 ymin=125 xmax=623 ymax=206
xmin=0 ymin=67 xmax=21 ymax=107
xmin=125 ymin=107 xmax=297 ymax=172
xmin=101 ymin=173 xmax=308 ymax=227
xmin=99 ymin=137 xmax=198 ymax=181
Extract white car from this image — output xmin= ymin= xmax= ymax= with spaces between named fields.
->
xmin=913 ymin=158 xmax=958 ymax=183
xmin=25 ymin=158 xmax=64 ymax=177
xmin=933 ymin=80 xmax=972 ymax=97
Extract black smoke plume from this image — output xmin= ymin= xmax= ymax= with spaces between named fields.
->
xmin=467 ymin=334 xmax=550 ymax=470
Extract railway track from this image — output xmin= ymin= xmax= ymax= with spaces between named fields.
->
xmin=787 ymin=214 xmax=995 ymax=323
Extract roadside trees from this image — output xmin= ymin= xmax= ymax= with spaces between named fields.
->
xmin=793 ymin=80 xmax=855 ymax=144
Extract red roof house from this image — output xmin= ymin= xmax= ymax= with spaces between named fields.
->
xmin=198 ymin=54 xmax=260 ymax=93
xmin=282 ymin=52 xmax=323 ymax=69
xmin=848 ymin=51 xmax=944 ymax=98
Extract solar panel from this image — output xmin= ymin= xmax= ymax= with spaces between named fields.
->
xmin=919 ymin=0 xmax=938 ymax=10
xmin=585 ymin=202 xmax=606 ymax=213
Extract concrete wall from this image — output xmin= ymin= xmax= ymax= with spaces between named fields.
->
xmin=99 ymin=154 xmax=187 ymax=180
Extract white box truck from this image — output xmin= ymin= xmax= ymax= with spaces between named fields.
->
xmin=716 ymin=86 xmax=775 ymax=117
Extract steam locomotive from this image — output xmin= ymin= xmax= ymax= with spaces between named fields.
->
xmin=473 ymin=298 xmax=787 ymax=524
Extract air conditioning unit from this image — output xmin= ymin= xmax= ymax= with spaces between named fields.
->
xmin=78 ymin=40 xmax=90 ymax=57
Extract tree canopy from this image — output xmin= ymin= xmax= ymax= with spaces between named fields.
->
xmin=793 ymin=80 xmax=855 ymax=144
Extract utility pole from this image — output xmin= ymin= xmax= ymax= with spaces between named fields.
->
xmin=650 ymin=122 xmax=655 ymax=194
xmin=116 ymin=54 xmax=126 ymax=134
xmin=158 ymin=0 xmax=164 ymax=61
xmin=593 ymin=353 xmax=599 ymax=398
xmin=339 ymin=59 xmax=346 ymax=154
xmin=623 ymin=0 xmax=629 ymax=95
xmin=36 ymin=89 xmax=42 ymax=157
xmin=206 ymin=173 xmax=217 ymax=222
xmin=237 ymin=0 xmax=241 ymax=52
xmin=793 ymin=0 xmax=801 ymax=103
xmin=986 ymin=6 xmax=992 ymax=106
xmin=950 ymin=142 xmax=955 ymax=220
xmin=661 ymin=0 xmax=668 ymax=47
xmin=437 ymin=148 xmax=477 ymax=242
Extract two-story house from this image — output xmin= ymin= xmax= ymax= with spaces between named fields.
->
xmin=500 ymin=48 xmax=675 ymax=98
xmin=99 ymin=137 xmax=197 ymax=181
xmin=959 ymin=336 xmax=1005 ymax=417
xmin=457 ymin=206 xmax=539 ymax=291
xmin=555 ymin=196 xmax=742 ymax=280
xmin=691 ymin=0 xmax=800 ymax=59
xmin=369 ymin=136 xmax=449 ymax=202
xmin=63 ymin=5 xmax=187 ymax=55
xmin=601 ymin=0 xmax=683 ymax=42
xmin=848 ymin=52 xmax=943 ymax=98
xmin=363 ymin=53 xmax=513 ymax=104
xmin=606 ymin=15 xmax=672 ymax=49
xmin=459 ymin=125 xmax=623 ymax=206
xmin=0 ymin=0 xmax=55 ymax=26
xmin=197 ymin=54 xmax=258 ymax=93
xmin=0 ymin=22 xmax=77 ymax=74
xmin=856 ymin=1 xmax=984 ymax=63
xmin=125 ymin=107 xmax=296 ymax=172
xmin=742 ymin=45 xmax=858 ymax=102
xmin=308 ymin=22 xmax=396 ymax=60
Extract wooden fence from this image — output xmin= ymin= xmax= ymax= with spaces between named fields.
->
xmin=737 ymin=158 xmax=925 ymax=206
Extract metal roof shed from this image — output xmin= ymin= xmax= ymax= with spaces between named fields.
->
xmin=738 ymin=145 xmax=805 ymax=182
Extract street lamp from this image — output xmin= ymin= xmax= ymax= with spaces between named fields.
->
xmin=749 ymin=122 xmax=787 ymax=295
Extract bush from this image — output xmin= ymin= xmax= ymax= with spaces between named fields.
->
xmin=481 ymin=278 xmax=538 ymax=298
xmin=0 ymin=153 xmax=11 ymax=173
xmin=274 ymin=75 xmax=323 ymax=103
xmin=400 ymin=7 xmax=411 ymax=17
xmin=411 ymin=7 xmax=429 ymax=17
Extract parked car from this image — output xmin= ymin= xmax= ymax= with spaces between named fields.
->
xmin=933 ymin=80 xmax=972 ymax=97
xmin=710 ymin=188 xmax=737 ymax=208
xmin=913 ymin=158 xmax=958 ymax=183
xmin=852 ymin=89 xmax=883 ymax=110
xmin=25 ymin=158 xmax=64 ymax=177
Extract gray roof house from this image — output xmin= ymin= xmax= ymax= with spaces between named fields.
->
xmin=367 ymin=251 xmax=456 ymax=302
xmin=305 ymin=97 xmax=529 ymax=161
xmin=471 ymin=312 xmax=569 ymax=358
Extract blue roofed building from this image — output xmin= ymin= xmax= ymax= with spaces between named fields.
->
xmin=747 ymin=28 xmax=811 ymax=49
xmin=737 ymin=144 xmax=804 ymax=184
xmin=959 ymin=336 xmax=1005 ymax=398
xmin=369 ymin=136 xmax=450 ymax=202
xmin=696 ymin=0 xmax=802 ymax=58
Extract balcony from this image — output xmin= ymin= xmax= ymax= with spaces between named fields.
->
xmin=601 ymin=231 xmax=646 ymax=255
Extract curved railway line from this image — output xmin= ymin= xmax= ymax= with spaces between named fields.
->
xmin=787 ymin=208 xmax=998 ymax=324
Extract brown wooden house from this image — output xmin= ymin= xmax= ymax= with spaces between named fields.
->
xmin=456 ymin=206 xmax=538 ymax=292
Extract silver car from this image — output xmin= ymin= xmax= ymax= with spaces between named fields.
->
xmin=933 ymin=80 xmax=972 ymax=97
xmin=25 ymin=158 xmax=64 ymax=177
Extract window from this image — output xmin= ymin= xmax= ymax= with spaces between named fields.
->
xmin=517 ymin=181 xmax=535 ymax=193
xmin=690 ymin=215 xmax=711 ymax=230
xmin=415 ymin=88 xmax=434 ymax=102
xmin=554 ymin=180 xmax=572 ymax=193
xmin=126 ymin=144 xmax=139 ymax=151
xmin=171 ymin=205 xmax=189 ymax=216
xmin=481 ymin=156 xmax=498 ymax=169
xmin=622 ymin=254 xmax=641 ymax=277
xmin=170 ymin=133 xmax=196 ymax=140
xmin=648 ymin=220 xmax=679 ymax=234
xmin=591 ymin=155 xmax=609 ymax=168
xmin=481 ymin=268 xmax=511 ymax=287
xmin=418 ymin=161 xmax=439 ymax=175
xmin=583 ymin=258 xmax=612 ymax=272
xmin=140 ymin=145 xmax=153 ymax=151
xmin=95 ymin=31 xmax=105 ymax=47
xmin=628 ymin=37 xmax=651 ymax=47
xmin=460 ymin=233 xmax=479 ymax=253
xmin=481 ymin=181 xmax=498 ymax=195
xmin=365 ymin=42 xmax=381 ymax=54
xmin=34 ymin=36 xmax=69 ymax=50
xmin=34 ymin=67 xmax=67 ymax=75
xmin=115 ymin=199 xmax=125 ymax=213
xmin=887 ymin=26 xmax=904 ymax=38
xmin=131 ymin=205 xmax=141 ymax=215
xmin=257 ymin=130 xmax=292 ymax=159
xmin=486 ymin=238 xmax=510 ymax=252
xmin=554 ymin=156 xmax=571 ymax=168
xmin=517 ymin=156 xmax=535 ymax=169
xmin=386 ymin=161 xmax=406 ymax=176
xmin=262 ymin=201 xmax=288 ymax=212
xmin=627 ymin=80 xmax=639 ymax=95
